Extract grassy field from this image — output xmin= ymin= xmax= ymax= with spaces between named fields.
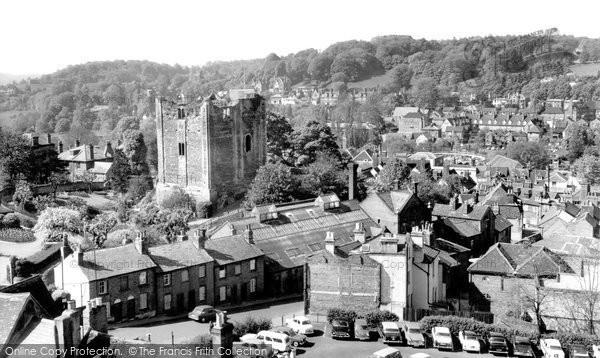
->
xmin=569 ymin=62 xmax=600 ymax=77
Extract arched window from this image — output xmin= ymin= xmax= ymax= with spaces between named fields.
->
xmin=245 ymin=134 xmax=252 ymax=153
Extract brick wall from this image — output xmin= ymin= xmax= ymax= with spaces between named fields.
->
xmin=213 ymin=257 xmax=264 ymax=307
xmin=155 ymin=262 xmax=215 ymax=316
xmin=308 ymin=261 xmax=380 ymax=314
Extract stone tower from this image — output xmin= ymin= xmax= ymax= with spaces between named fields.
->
xmin=155 ymin=89 xmax=267 ymax=208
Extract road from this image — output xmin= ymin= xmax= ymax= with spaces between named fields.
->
xmin=109 ymin=301 xmax=304 ymax=344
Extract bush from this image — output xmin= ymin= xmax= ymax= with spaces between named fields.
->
xmin=70 ymin=191 xmax=90 ymax=198
xmin=196 ymin=201 xmax=212 ymax=218
xmin=232 ymin=316 xmax=272 ymax=338
xmin=14 ymin=258 xmax=34 ymax=277
xmin=0 ymin=228 xmax=35 ymax=242
xmin=542 ymin=332 xmax=599 ymax=351
xmin=161 ymin=189 xmax=194 ymax=210
xmin=21 ymin=218 xmax=36 ymax=229
xmin=419 ymin=315 xmax=535 ymax=341
xmin=327 ymin=308 xmax=358 ymax=323
xmin=362 ymin=310 xmax=398 ymax=327
xmin=104 ymin=229 xmax=137 ymax=248
xmin=2 ymin=213 xmax=21 ymax=228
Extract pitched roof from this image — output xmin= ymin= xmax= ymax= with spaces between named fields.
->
xmin=0 ymin=292 xmax=31 ymax=345
xmin=494 ymin=214 xmax=513 ymax=232
xmin=0 ymin=275 xmax=60 ymax=317
xmin=205 ymin=235 xmax=264 ymax=266
xmin=432 ymin=203 xmax=489 ymax=221
xmin=443 ymin=218 xmax=480 ymax=237
xmin=373 ymin=190 xmax=415 ymax=213
xmin=58 ymin=144 xmax=111 ymax=162
xmin=148 ymin=241 xmax=214 ymax=272
xmin=542 ymin=107 xmax=564 ymax=115
xmin=73 ymin=244 xmax=157 ymax=280
xmin=393 ymin=107 xmax=420 ymax=117
xmin=487 ymin=155 xmax=523 ymax=170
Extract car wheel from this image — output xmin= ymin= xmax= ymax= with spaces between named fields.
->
xmin=201 ymin=317 xmax=206 ymax=323
xmin=293 ymin=342 xmax=299 ymax=347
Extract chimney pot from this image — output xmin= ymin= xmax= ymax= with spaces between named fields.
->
xmin=57 ymin=140 xmax=64 ymax=153
xmin=244 ymin=224 xmax=254 ymax=245
xmin=75 ymin=139 xmax=80 ymax=147
xmin=325 ymin=231 xmax=335 ymax=254
xmin=89 ymin=144 xmax=94 ymax=161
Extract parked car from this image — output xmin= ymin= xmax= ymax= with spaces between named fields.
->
xmin=233 ymin=340 xmax=274 ymax=358
xmin=379 ymin=322 xmax=403 ymax=345
xmin=432 ymin=326 xmax=454 ymax=351
xmin=540 ymin=338 xmax=564 ymax=358
xmin=458 ymin=330 xmax=483 ymax=353
xmin=487 ymin=332 xmax=510 ymax=356
xmin=270 ymin=326 xmax=306 ymax=347
xmin=368 ymin=347 xmax=402 ymax=358
xmin=250 ymin=330 xmax=291 ymax=353
xmin=403 ymin=323 xmax=426 ymax=348
xmin=331 ymin=319 xmax=353 ymax=339
xmin=285 ymin=316 xmax=314 ymax=335
xmin=187 ymin=305 xmax=218 ymax=322
xmin=569 ymin=344 xmax=591 ymax=358
xmin=513 ymin=336 xmax=534 ymax=357
xmin=593 ymin=345 xmax=600 ymax=358
xmin=354 ymin=318 xmax=371 ymax=341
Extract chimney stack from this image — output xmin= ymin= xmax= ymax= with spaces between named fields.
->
xmin=176 ymin=230 xmax=188 ymax=242
xmin=492 ymin=203 xmax=500 ymax=215
xmin=32 ymin=135 xmax=39 ymax=146
xmin=89 ymin=144 xmax=94 ymax=161
xmin=244 ymin=224 xmax=254 ymax=245
xmin=354 ymin=223 xmax=366 ymax=244
xmin=393 ymin=179 xmax=400 ymax=191
xmin=47 ymin=133 xmax=52 ymax=144
xmin=57 ymin=140 xmax=64 ymax=153
xmin=54 ymin=300 xmax=82 ymax=357
xmin=83 ymin=298 xmax=108 ymax=333
xmin=413 ymin=182 xmax=419 ymax=197
xmin=192 ymin=229 xmax=207 ymax=249
xmin=347 ymin=163 xmax=358 ymax=200
xmin=372 ymin=151 xmax=379 ymax=168
xmin=76 ymin=247 xmax=84 ymax=266
xmin=452 ymin=195 xmax=460 ymax=210
xmin=134 ymin=231 xmax=147 ymax=254
xmin=325 ymin=231 xmax=335 ymax=254
xmin=75 ymin=139 xmax=80 ymax=147
xmin=104 ymin=141 xmax=113 ymax=158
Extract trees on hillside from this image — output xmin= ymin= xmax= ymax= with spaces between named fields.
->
xmin=289 ymin=121 xmax=341 ymax=166
xmin=106 ymin=149 xmax=131 ymax=194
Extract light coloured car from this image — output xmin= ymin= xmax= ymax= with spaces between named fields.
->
xmin=540 ymin=338 xmax=564 ymax=358
xmin=432 ymin=326 xmax=453 ymax=351
xmin=285 ymin=316 xmax=314 ymax=335
xmin=242 ymin=330 xmax=291 ymax=353
xmin=593 ymin=344 xmax=600 ymax=358
xmin=459 ymin=330 xmax=482 ymax=353
xmin=369 ymin=347 xmax=402 ymax=358
xmin=403 ymin=323 xmax=425 ymax=348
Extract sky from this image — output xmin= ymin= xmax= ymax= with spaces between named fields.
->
xmin=3 ymin=0 xmax=600 ymax=75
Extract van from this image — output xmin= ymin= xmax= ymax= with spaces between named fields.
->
xmin=368 ymin=347 xmax=402 ymax=358
xmin=255 ymin=330 xmax=291 ymax=353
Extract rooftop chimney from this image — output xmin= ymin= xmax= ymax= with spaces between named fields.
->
xmin=492 ymin=203 xmax=500 ymax=215
xmin=393 ymin=179 xmax=400 ymax=191
xmin=452 ymin=195 xmax=460 ymax=210
xmin=75 ymin=139 xmax=80 ymax=147
xmin=381 ymin=234 xmax=399 ymax=254
xmin=372 ymin=152 xmax=379 ymax=168
xmin=413 ymin=182 xmax=419 ymax=197
xmin=348 ymin=163 xmax=358 ymax=200
xmin=192 ymin=229 xmax=207 ymax=249
xmin=354 ymin=222 xmax=367 ymax=243
xmin=88 ymin=144 xmax=94 ymax=161
xmin=325 ymin=231 xmax=335 ymax=255
xmin=176 ymin=230 xmax=188 ymax=242
xmin=244 ymin=224 xmax=254 ymax=245
xmin=76 ymin=247 xmax=84 ymax=266
xmin=31 ymin=135 xmax=39 ymax=146
xmin=104 ymin=141 xmax=113 ymax=158
xmin=47 ymin=133 xmax=52 ymax=144
xmin=54 ymin=300 xmax=82 ymax=357
xmin=83 ymin=298 xmax=108 ymax=333
xmin=134 ymin=231 xmax=147 ymax=254
xmin=57 ymin=140 xmax=64 ymax=153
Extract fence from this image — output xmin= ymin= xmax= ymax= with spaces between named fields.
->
xmin=31 ymin=181 xmax=106 ymax=195
xmin=404 ymin=308 xmax=494 ymax=324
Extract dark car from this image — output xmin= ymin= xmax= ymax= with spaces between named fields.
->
xmin=513 ymin=336 xmax=534 ymax=357
xmin=271 ymin=326 xmax=307 ymax=347
xmin=570 ymin=344 xmax=591 ymax=358
xmin=188 ymin=305 xmax=218 ymax=322
xmin=331 ymin=319 xmax=353 ymax=339
xmin=487 ymin=332 xmax=510 ymax=356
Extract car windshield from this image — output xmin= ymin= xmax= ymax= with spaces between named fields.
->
xmin=385 ymin=328 xmax=399 ymax=333
xmin=550 ymin=345 xmax=561 ymax=350
xmin=408 ymin=328 xmax=421 ymax=334
xmin=301 ymin=320 xmax=311 ymax=325
xmin=359 ymin=325 xmax=368 ymax=330
xmin=333 ymin=321 xmax=348 ymax=327
xmin=438 ymin=332 xmax=450 ymax=337
xmin=465 ymin=334 xmax=476 ymax=340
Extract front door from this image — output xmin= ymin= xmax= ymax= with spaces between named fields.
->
xmin=231 ymin=284 xmax=238 ymax=303
xmin=127 ymin=299 xmax=135 ymax=319
xmin=241 ymin=282 xmax=248 ymax=301
xmin=188 ymin=290 xmax=196 ymax=310
xmin=112 ymin=302 xmax=122 ymax=322
xmin=176 ymin=293 xmax=185 ymax=313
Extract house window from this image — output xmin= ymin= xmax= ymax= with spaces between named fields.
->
xmin=250 ymin=259 xmax=256 ymax=271
xmin=500 ymin=277 xmax=504 ymax=291
xmin=552 ymin=181 xmax=557 ymax=186
xmin=164 ymin=294 xmax=172 ymax=310
xmin=219 ymin=267 xmax=226 ymax=279
xmin=219 ymin=286 xmax=227 ymax=301
xmin=98 ymin=280 xmax=107 ymax=295
xmin=199 ymin=286 xmax=206 ymax=302
xmin=120 ymin=276 xmax=129 ymax=291
xmin=181 ymin=269 xmax=189 ymax=282
xmin=245 ymin=134 xmax=252 ymax=152
xmin=178 ymin=143 xmax=185 ymax=156
xmin=249 ymin=278 xmax=256 ymax=293
xmin=199 ymin=265 xmax=206 ymax=278
xmin=140 ymin=293 xmax=148 ymax=310
xmin=139 ymin=271 xmax=147 ymax=285
xmin=235 ymin=264 xmax=241 ymax=275
xmin=164 ymin=273 xmax=171 ymax=286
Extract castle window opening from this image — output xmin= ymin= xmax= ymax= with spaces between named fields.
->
xmin=177 ymin=108 xmax=185 ymax=119
xmin=245 ymin=134 xmax=252 ymax=152
xmin=178 ymin=143 xmax=185 ymax=156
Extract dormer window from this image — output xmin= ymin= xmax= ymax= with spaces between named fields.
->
xmin=315 ymin=193 xmax=340 ymax=210
xmin=252 ymin=204 xmax=278 ymax=222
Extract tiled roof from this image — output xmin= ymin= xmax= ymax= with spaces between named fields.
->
xmin=494 ymin=214 xmax=512 ymax=232
xmin=487 ymin=155 xmax=522 ymax=170
xmin=205 ymin=235 xmax=264 ymax=266
xmin=0 ymin=292 xmax=30 ymax=345
xmin=148 ymin=241 xmax=213 ymax=272
xmin=375 ymin=190 xmax=414 ymax=213
xmin=18 ymin=318 xmax=56 ymax=345
xmin=535 ymin=235 xmax=600 ymax=256
xmin=443 ymin=218 xmax=480 ymax=237
xmin=75 ymin=244 xmax=157 ymax=280
xmin=432 ymin=203 xmax=489 ymax=221
xmin=393 ymin=107 xmax=420 ymax=117
xmin=90 ymin=162 xmax=113 ymax=175
xmin=58 ymin=144 xmax=111 ymax=163
xmin=542 ymin=107 xmax=564 ymax=115
xmin=435 ymin=238 xmax=470 ymax=253
xmin=404 ymin=112 xmax=425 ymax=119
xmin=0 ymin=275 xmax=59 ymax=317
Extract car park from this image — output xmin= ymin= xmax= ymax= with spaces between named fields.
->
xmin=458 ymin=330 xmax=483 ymax=353
xmin=487 ymin=332 xmax=510 ymax=356
xmin=187 ymin=305 xmax=219 ymax=322
xmin=402 ymin=322 xmax=426 ymax=348
xmin=354 ymin=318 xmax=371 ymax=341
xmin=513 ymin=336 xmax=534 ymax=357
xmin=379 ymin=322 xmax=403 ymax=345
xmin=270 ymin=326 xmax=307 ymax=347
xmin=540 ymin=338 xmax=564 ymax=358
xmin=432 ymin=326 xmax=454 ymax=351
xmin=368 ymin=347 xmax=402 ymax=358
xmin=569 ymin=344 xmax=591 ymax=358
xmin=286 ymin=316 xmax=314 ymax=335
xmin=331 ymin=319 xmax=353 ymax=339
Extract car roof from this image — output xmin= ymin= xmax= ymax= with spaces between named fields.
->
xmin=515 ymin=337 xmax=531 ymax=343
xmin=294 ymin=315 xmax=309 ymax=320
xmin=544 ymin=339 xmax=561 ymax=345
xmin=405 ymin=322 xmax=420 ymax=328
xmin=257 ymin=330 xmax=288 ymax=339
xmin=382 ymin=322 xmax=399 ymax=329
xmin=462 ymin=331 xmax=476 ymax=335
xmin=272 ymin=326 xmax=292 ymax=331
xmin=194 ymin=305 xmax=213 ymax=310
xmin=373 ymin=347 xmax=400 ymax=356
xmin=355 ymin=318 xmax=368 ymax=324
xmin=489 ymin=332 xmax=504 ymax=337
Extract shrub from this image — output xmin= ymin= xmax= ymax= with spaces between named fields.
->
xmin=542 ymin=332 xmax=599 ymax=351
xmin=2 ymin=213 xmax=21 ymax=228
xmin=14 ymin=258 xmax=34 ymax=277
xmin=27 ymin=244 xmax=62 ymax=267
xmin=196 ymin=201 xmax=213 ymax=218
xmin=161 ymin=189 xmax=195 ymax=210
xmin=327 ymin=308 xmax=358 ymax=323
xmin=70 ymin=191 xmax=90 ymax=198
xmin=232 ymin=316 xmax=272 ymax=338
xmin=21 ymin=218 xmax=36 ymax=229
xmin=0 ymin=228 xmax=36 ymax=242
xmin=419 ymin=315 xmax=535 ymax=341
xmin=104 ymin=229 xmax=137 ymax=248
xmin=361 ymin=310 xmax=398 ymax=327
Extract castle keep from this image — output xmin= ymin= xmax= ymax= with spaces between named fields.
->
xmin=155 ymin=89 xmax=267 ymax=207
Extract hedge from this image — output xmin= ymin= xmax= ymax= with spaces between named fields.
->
xmin=232 ymin=316 xmax=272 ymax=338
xmin=0 ymin=228 xmax=36 ymax=242
xmin=327 ymin=308 xmax=358 ymax=323
xmin=419 ymin=315 xmax=600 ymax=351
xmin=327 ymin=308 xmax=398 ymax=327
